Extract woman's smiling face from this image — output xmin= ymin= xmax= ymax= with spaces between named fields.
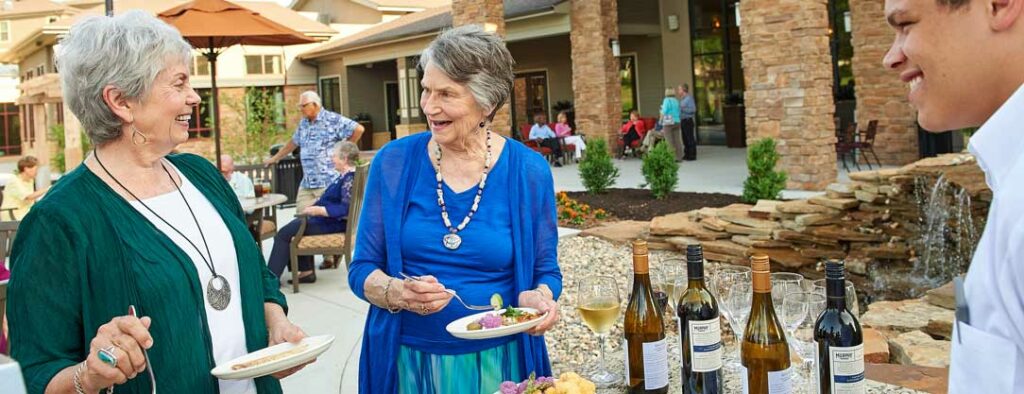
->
xmin=420 ymin=62 xmax=489 ymax=146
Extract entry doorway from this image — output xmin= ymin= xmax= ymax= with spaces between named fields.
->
xmin=384 ymin=81 xmax=400 ymax=141
xmin=511 ymin=71 xmax=549 ymax=139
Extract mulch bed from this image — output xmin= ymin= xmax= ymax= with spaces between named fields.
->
xmin=565 ymin=188 xmax=744 ymax=222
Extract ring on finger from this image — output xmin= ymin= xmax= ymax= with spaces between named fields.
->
xmin=420 ymin=304 xmax=429 ymax=315
xmin=98 ymin=346 xmax=118 ymax=368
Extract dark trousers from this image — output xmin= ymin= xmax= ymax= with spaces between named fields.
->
xmin=681 ymin=118 xmax=697 ymax=160
xmin=267 ymin=218 xmax=337 ymax=280
xmin=621 ymin=129 xmax=641 ymax=155
xmin=538 ymin=138 xmax=563 ymax=162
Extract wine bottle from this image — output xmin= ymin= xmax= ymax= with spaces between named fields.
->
xmin=677 ymin=244 xmax=723 ymax=393
xmin=741 ymin=254 xmax=791 ymax=394
xmin=624 ymin=239 xmax=669 ymax=393
xmin=813 ymin=260 xmax=865 ymax=394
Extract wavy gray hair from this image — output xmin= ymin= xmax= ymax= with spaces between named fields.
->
xmin=56 ymin=10 xmax=193 ymax=146
xmin=418 ymin=25 xmax=514 ymax=120
xmin=333 ymin=141 xmax=360 ymax=165
xmin=299 ymin=90 xmax=322 ymax=107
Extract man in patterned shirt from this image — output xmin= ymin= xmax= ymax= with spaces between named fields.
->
xmin=265 ymin=90 xmax=364 ymax=211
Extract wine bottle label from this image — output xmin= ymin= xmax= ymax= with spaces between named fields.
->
xmin=623 ymin=338 xmax=630 ymax=386
xmin=687 ymin=318 xmax=723 ymax=372
xmin=768 ymin=367 xmax=792 ymax=393
xmin=642 ymin=338 xmax=670 ymax=389
xmin=829 ymin=344 xmax=865 ymax=393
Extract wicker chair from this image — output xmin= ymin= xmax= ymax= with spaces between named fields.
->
xmin=235 ymin=164 xmax=278 ymax=249
xmin=287 ymin=164 xmax=369 ymax=293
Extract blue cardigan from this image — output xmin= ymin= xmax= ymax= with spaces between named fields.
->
xmin=347 ymin=132 xmax=562 ymax=393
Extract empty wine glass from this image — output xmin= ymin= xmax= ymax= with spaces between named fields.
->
xmin=811 ymin=279 xmax=859 ymax=316
xmin=659 ymin=258 xmax=687 ymax=313
xmin=771 ymin=272 xmax=805 ymax=311
xmin=576 ymin=275 xmax=622 ymax=388
xmin=711 ymin=264 xmax=752 ymax=373
xmin=782 ymin=291 xmax=826 ymax=390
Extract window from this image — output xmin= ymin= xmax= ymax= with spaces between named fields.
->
xmin=192 ymin=55 xmax=210 ymax=76
xmin=0 ymin=103 xmax=20 ymax=156
xmin=188 ymin=88 xmax=214 ymax=138
xmin=36 ymin=65 xmax=44 ymax=76
xmin=245 ymin=86 xmax=286 ymax=130
xmin=511 ymin=71 xmax=549 ymax=135
xmin=319 ymin=77 xmax=340 ymax=113
xmin=618 ymin=55 xmax=638 ymax=120
xmin=244 ymin=54 xmax=282 ymax=75
xmin=0 ymin=21 xmax=9 ymax=42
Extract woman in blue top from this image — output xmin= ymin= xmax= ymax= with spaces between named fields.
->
xmin=347 ymin=25 xmax=562 ymax=394
xmin=267 ymin=141 xmax=359 ymax=284
xmin=660 ymin=87 xmax=684 ymax=161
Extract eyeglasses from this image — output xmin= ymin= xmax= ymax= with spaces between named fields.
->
xmin=298 ymin=102 xmax=315 ymax=109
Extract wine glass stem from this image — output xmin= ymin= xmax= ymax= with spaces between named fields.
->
xmin=596 ymin=333 xmax=609 ymax=373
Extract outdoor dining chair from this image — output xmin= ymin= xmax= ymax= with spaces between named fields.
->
xmin=236 ymin=163 xmax=278 ymax=249
xmin=836 ymin=122 xmax=861 ymax=172
xmin=855 ymin=120 xmax=882 ymax=168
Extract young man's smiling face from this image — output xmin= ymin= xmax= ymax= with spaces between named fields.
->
xmin=884 ymin=0 xmax=1024 ymax=131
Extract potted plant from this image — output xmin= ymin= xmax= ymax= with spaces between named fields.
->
xmin=723 ymin=92 xmax=746 ymax=148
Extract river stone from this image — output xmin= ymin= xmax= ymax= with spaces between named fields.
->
xmin=861 ymin=299 xmax=954 ymax=333
xmin=719 ymin=214 xmax=781 ymax=230
xmin=650 ymin=213 xmax=729 ymax=240
xmin=700 ymin=216 xmax=730 ymax=232
xmin=749 ymin=199 xmax=783 ymax=219
xmin=925 ymin=313 xmax=954 ymax=340
xmin=925 ymin=281 xmax=955 ymax=310
xmin=700 ymin=240 xmax=749 ymax=257
xmin=781 ymin=220 xmax=808 ymax=233
xmin=889 ymin=331 xmax=951 ymax=368
xmin=795 ymin=213 xmax=842 ymax=226
xmin=725 ymin=223 xmax=776 ymax=236
xmin=866 ymin=363 xmax=949 ymax=394
xmin=856 ymin=190 xmax=886 ymax=204
xmin=777 ymin=200 xmax=841 ymax=215
xmin=809 ymin=195 xmax=860 ymax=210
xmin=849 ymin=170 xmax=881 ymax=182
xmin=827 ymin=182 xmax=857 ymax=197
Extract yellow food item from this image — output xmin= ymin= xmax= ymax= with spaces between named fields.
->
xmin=231 ymin=343 xmax=309 ymax=371
xmin=542 ymin=372 xmax=596 ymax=394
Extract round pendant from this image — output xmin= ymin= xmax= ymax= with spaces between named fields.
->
xmin=207 ymin=275 xmax=232 ymax=311
xmin=442 ymin=233 xmax=462 ymax=250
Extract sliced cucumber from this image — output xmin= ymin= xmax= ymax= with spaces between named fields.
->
xmin=490 ymin=293 xmax=503 ymax=310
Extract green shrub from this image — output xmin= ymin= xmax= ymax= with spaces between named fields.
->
xmin=578 ymin=138 xmax=619 ymax=194
xmin=641 ymin=141 xmax=679 ymax=199
xmin=742 ymin=138 xmax=788 ymax=203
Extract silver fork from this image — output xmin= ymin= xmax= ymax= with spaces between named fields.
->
xmin=398 ymin=272 xmax=495 ymax=311
xmin=128 ymin=305 xmax=157 ymax=394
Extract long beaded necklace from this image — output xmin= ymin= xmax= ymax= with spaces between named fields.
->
xmin=95 ymin=151 xmax=231 ymax=310
xmin=435 ymin=129 xmax=492 ymax=250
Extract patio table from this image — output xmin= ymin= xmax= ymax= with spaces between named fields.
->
xmin=240 ymin=193 xmax=287 ymax=213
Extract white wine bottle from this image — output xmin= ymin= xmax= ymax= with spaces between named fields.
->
xmin=741 ymin=254 xmax=791 ymax=394
xmin=813 ymin=260 xmax=865 ymax=394
xmin=624 ymin=239 xmax=669 ymax=393
xmin=678 ymin=244 xmax=723 ymax=393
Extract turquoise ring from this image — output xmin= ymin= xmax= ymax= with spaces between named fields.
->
xmin=98 ymin=346 xmax=118 ymax=368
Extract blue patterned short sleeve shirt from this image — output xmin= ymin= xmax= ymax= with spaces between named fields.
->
xmin=293 ymin=109 xmax=358 ymax=188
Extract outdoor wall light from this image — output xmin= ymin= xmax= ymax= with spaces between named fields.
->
xmin=667 ymin=15 xmax=679 ymax=31
xmin=609 ymin=38 xmax=620 ymax=57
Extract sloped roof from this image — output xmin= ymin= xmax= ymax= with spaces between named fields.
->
xmin=0 ymin=0 xmax=74 ymax=17
xmin=372 ymin=0 xmax=449 ymax=9
xmin=300 ymin=0 xmax=562 ymax=59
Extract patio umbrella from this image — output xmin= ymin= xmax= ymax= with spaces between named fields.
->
xmin=158 ymin=0 xmax=317 ymax=168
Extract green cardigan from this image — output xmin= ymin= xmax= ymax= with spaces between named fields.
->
xmin=7 ymin=154 xmax=288 ymax=394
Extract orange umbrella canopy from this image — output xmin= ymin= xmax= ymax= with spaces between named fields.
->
xmin=158 ymin=0 xmax=316 ymax=49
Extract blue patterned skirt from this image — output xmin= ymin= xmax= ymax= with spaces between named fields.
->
xmin=397 ymin=340 xmax=524 ymax=394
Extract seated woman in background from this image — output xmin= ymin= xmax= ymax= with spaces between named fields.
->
xmin=1 ymin=156 xmax=45 ymax=220
xmin=619 ymin=109 xmax=647 ymax=157
xmin=266 ymin=141 xmax=360 ymax=284
xmin=554 ymin=111 xmax=586 ymax=162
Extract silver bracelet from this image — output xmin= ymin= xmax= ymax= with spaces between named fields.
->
xmin=383 ymin=277 xmax=401 ymax=314
xmin=74 ymin=360 xmax=115 ymax=394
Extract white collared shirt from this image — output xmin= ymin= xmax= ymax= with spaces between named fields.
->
xmin=950 ymin=82 xmax=1024 ymax=392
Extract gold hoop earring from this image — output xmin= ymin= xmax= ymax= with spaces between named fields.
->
xmin=130 ymin=124 xmax=149 ymax=146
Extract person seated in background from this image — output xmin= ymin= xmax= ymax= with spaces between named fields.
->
xmin=219 ymin=154 xmax=254 ymax=198
xmin=554 ymin=111 xmax=586 ymax=162
xmin=529 ymin=112 xmax=563 ymax=167
xmin=619 ymin=109 xmax=647 ymax=157
xmin=266 ymin=141 xmax=360 ymax=284
xmin=0 ymin=156 xmax=45 ymax=220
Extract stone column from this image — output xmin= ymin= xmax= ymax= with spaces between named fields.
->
xmin=452 ymin=0 xmax=512 ymax=136
xmin=395 ymin=56 xmax=427 ymax=139
xmin=570 ymin=0 xmax=621 ymax=148
xmin=850 ymin=0 xmax=918 ymax=164
xmin=740 ymin=0 xmax=837 ymax=190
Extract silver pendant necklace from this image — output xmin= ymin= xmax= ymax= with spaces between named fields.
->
xmin=435 ymin=129 xmax=492 ymax=250
xmin=95 ymin=151 xmax=231 ymax=310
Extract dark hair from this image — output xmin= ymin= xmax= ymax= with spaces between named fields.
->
xmin=937 ymin=0 xmax=970 ymax=9
xmin=17 ymin=156 xmax=38 ymax=173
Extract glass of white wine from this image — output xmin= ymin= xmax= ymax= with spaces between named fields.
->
xmin=576 ymin=275 xmax=622 ymax=388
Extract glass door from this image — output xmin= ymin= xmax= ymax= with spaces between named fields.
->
xmin=690 ymin=0 xmax=743 ymax=145
xmin=511 ymin=71 xmax=549 ymax=139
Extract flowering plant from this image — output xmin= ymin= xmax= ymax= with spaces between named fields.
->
xmin=556 ymin=191 xmax=609 ymax=227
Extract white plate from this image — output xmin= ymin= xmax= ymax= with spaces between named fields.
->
xmin=211 ymin=335 xmax=334 ymax=380
xmin=446 ymin=308 xmax=546 ymax=340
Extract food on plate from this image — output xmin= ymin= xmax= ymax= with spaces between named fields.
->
xmin=466 ymin=307 xmax=541 ymax=331
xmin=498 ymin=372 xmax=596 ymax=394
xmin=231 ymin=343 xmax=309 ymax=371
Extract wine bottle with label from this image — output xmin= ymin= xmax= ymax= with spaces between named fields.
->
xmin=677 ymin=244 xmax=723 ymax=393
xmin=813 ymin=260 xmax=865 ymax=394
xmin=624 ymin=239 xmax=669 ymax=393
xmin=741 ymin=254 xmax=792 ymax=394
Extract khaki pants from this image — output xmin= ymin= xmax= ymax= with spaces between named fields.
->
xmin=295 ymin=187 xmax=326 ymax=212
xmin=663 ymin=123 xmax=684 ymax=161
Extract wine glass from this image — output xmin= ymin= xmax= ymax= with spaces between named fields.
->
xmin=576 ymin=275 xmax=622 ymax=388
xmin=782 ymin=291 xmax=826 ymax=390
xmin=649 ymin=266 xmax=672 ymax=318
xmin=655 ymin=259 xmax=687 ymax=317
xmin=711 ymin=264 xmax=752 ymax=373
xmin=811 ymin=279 xmax=859 ymax=316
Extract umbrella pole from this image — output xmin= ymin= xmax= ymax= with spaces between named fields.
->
xmin=208 ymin=43 xmax=222 ymax=170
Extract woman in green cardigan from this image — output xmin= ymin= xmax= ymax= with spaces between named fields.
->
xmin=6 ymin=11 xmax=309 ymax=394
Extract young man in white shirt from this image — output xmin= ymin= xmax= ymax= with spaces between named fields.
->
xmin=884 ymin=0 xmax=1024 ymax=391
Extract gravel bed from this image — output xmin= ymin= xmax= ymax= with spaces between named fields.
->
xmin=546 ymin=236 xmax=926 ymax=393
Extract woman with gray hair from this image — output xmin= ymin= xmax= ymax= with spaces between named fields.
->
xmin=348 ymin=25 xmax=562 ymax=393
xmin=266 ymin=141 xmax=360 ymax=284
xmin=6 ymin=11 xmax=309 ymax=394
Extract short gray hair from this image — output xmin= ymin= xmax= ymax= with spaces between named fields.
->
xmin=56 ymin=10 xmax=193 ymax=146
xmin=299 ymin=90 xmax=321 ymax=107
xmin=333 ymin=141 xmax=360 ymax=165
xmin=418 ymin=25 xmax=514 ymax=120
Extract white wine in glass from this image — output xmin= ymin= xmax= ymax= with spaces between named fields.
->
xmin=576 ymin=275 xmax=622 ymax=388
